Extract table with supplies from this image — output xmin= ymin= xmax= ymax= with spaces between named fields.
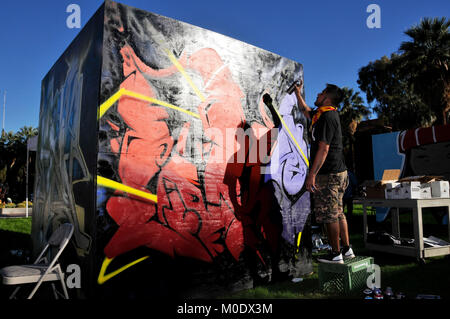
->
xmin=354 ymin=198 xmax=450 ymax=263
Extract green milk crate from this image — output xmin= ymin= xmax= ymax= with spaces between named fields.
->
xmin=318 ymin=256 xmax=374 ymax=294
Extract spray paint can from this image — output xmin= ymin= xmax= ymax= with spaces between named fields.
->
xmin=396 ymin=292 xmax=406 ymax=299
xmin=385 ymin=287 xmax=394 ymax=299
xmin=287 ymin=80 xmax=301 ymax=94
xmin=363 ymin=288 xmax=373 ymax=299
xmin=374 ymin=292 xmax=384 ymax=300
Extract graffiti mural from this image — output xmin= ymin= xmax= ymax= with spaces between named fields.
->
xmin=32 ymin=5 xmax=103 ymax=263
xmin=35 ymin=0 xmax=311 ymax=297
xmin=97 ymin=1 xmax=311 ymax=291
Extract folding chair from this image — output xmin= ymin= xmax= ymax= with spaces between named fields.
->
xmin=0 ymin=223 xmax=74 ymax=299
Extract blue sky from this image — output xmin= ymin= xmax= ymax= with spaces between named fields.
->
xmin=0 ymin=0 xmax=448 ymax=133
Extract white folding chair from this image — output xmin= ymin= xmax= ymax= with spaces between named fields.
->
xmin=0 ymin=223 xmax=74 ymax=299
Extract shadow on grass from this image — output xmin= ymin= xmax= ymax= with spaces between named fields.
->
xmin=221 ymin=274 xmax=328 ymax=299
xmin=0 ymin=229 xmax=33 ymax=299
xmin=224 ymin=213 xmax=450 ymax=300
xmin=221 ymin=260 xmax=360 ymax=300
xmin=1 ymin=213 xmax=448 ymax=300
xmin=380 ymin=256 xmax=450 ymax=298
xmin=0 ymin=229 xmax=32 ymax=266
xmin=350 ymin=214 xmax=450 ymax=298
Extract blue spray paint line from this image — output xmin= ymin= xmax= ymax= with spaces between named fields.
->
xmin=97 ymin=187 xmax=109 ymax=216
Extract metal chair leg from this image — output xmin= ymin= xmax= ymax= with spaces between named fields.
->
xmin=27 ymin=274 xmax=47 ymax=299
xmin=58 ymin=269 xmax=69 ymax=299
xmin=51 ymin=283 xmax=59 ymax=299
xmin=9 ymin=286 xmax=21 ymax=299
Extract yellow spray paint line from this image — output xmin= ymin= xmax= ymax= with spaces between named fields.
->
xmin=98 ymin=88 xmax=200 ymax=120
xmin=163 ymin=48 xmax=206 ymax=102
xmin=98 ymin=88 xmax=124 ymax=119
xmin=98 ymin=91 xmax=307 ymax=168
xmin=272 ymin=107 xmax=309 ymax=167
xmin=97 ymin=256 xmax=149 ymax=285
xmin=97 ymin=175 xmax=158 ymax=203
xmin=162 ymin=44 xmax=306 ymax=169
xmin=123 ymin=89 xmax=200 ymax=118
xmin=98 ymin=47 xmax=206 ymax=121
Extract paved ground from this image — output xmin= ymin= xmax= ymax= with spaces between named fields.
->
xmin=0 ymin=208 xmax=32 ymax=218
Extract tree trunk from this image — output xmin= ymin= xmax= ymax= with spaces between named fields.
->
xmin=443 ymin=83 xmax=450 ymax=125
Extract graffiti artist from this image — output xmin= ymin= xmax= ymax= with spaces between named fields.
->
xmin=294 ymin=82 xmax=355 ymax=264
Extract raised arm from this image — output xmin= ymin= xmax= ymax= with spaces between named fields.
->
xmin=294 ymin=81 xmax=312 ymax=119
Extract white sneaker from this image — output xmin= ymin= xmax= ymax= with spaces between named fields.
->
xmin=342 ymin=246 xmax=355 ymax=260
xmin=317 ymin=251 xmax=344 ymax=264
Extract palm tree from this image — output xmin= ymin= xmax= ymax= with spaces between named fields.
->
xmin=339 ymin=87 xmax=371 ymax=133
xmin=338 ymin=87 xmax=371 ymax=171
xmin=0 ymin=127 xmax=38 ymax=202
xmin=358 ymin=53 xmax=434 ymax=130
xmin=399 ymin=17 xmax=450 ymax=124
xmin=16 ymin=126 xmax=38 ymax=143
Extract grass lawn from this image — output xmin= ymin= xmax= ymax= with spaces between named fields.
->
xmin=0 ymin=216 xmax=67 ymax=300
xmin=0 ymin=207 xmax=449 ymax=300
xmin=0 ymin=217 xmax=33 ymax=267
xmin=0 ymin=217 xmax=32 ymax=234
xmin=223 ymin=204 xmax=450 ymax=299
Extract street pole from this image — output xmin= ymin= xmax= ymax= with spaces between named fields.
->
xmin=2 ymin=90 xmax=5 ymax=136
xmin=26 ymin=141 xmax=29 ymax=218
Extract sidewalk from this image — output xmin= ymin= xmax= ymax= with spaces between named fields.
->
xmin=0 ymin=208 xmax=32 ymax=218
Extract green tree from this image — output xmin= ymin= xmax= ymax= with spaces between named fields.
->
xmin=339 ymin=87 xmax=371 ymax=133
xmin=358 ymin=17 xmax=449 ymax=129
xmin=338 ymin=87 xmax=370 ymax=171
xmin=16 ymin=126 xmax=38 ymax=143
xmin=399 ymin=17 xmax=450 ymax=125
xmin=358 ymin=53 xmax=433 ymax=130
xmin=0 ymin=126 xmax=38 ymax=202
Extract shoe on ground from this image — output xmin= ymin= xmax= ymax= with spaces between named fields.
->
xmin=341 ymin=246 xmax=356 ymax=260
xmin=317 ymin=251 xmax=344 ymax=264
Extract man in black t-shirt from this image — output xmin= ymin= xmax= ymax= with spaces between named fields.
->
xmin=294 ymin=82 xmax=355 ymax=264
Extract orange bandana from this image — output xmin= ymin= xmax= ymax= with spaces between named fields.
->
xmin=311 ymin=106 xmax=336 ymax=127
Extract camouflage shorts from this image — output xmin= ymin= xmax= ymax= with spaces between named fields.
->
xmin=313 ymin=171 xmax=349 ymax=224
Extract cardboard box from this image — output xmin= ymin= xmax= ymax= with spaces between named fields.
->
xmin=362 ymin=180 xmax=385 ymax=199
xmin=397 ymin=181 xmax=432 ymax=199
xmin=371 ymin=174 xmax=448 ymax=200
xmin=399 ymin=181 xmax=421 ymax=199
xmin=384 ymin=188 xmax=393 ymax=199
xmin=419 ymin=183 xmax=432 ymax=199
xmin=362 ymin=169 xmax=401 ymax=199
xmin=393 ymin=186 xmax=403 ymax=199
xmin=397 ymin=175 xmax=444 ymax=183
xmin=431 ymin=181 xmax=450 ymax=198
xmin=386 ymin=187 xmax=401 ymax=199
xmin=382 ymin=169 xmax=401 ymax=182
xmin=385 ymin=182 xmax=400 ymax=190
xmin=385 ymin=182 xmax=400 ymax=199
